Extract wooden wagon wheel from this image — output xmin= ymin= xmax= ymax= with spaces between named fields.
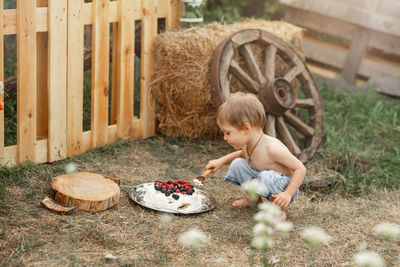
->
xmin=210 ymin=29 xmax=324 ymax=163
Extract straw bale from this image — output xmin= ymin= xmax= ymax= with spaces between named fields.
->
xmin=151 ymin=19 xmax=304 ymax=139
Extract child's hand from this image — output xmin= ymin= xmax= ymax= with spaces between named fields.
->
xmin=272 ymin=191 xmax=291 ymax=210
xmin=205 ymin=159 xmax=224 ymax=174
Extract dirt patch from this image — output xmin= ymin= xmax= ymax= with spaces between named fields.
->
xmin=0 ymin=137 xmax=399 ymax=266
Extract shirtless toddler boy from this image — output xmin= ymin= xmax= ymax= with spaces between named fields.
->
xmin=206 ymin=92 xmax=306 ymax=220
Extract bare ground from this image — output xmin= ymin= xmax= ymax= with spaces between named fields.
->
xmin=0 ymin=137 xmax=399 ymax=266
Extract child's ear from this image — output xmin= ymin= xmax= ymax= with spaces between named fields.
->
xmin=244 ymin=122 xmax=251 ymax=132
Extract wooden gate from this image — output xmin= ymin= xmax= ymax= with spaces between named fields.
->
xmin=0 ymin=0 xmax=181 ymax=166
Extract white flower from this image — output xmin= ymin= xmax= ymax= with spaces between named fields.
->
xmin=354 ymin=251 xmax=385 ymax=267
xmin=275 ymin=221 xmax=293 ymax=234
xmin=179 ymin=229 xmax=208 ymax=249
xmin=374 ymin=222 xmax=400 ymax=241
xmin=251 ymin=236 xmax=273 ymax=251
xmin=258 ymin=201 xmax=281 ymax=217
xmin=253 ymin=223 xmax=273 ymax=237
xmin=241 ymin=179 xmax=267 ymax=201
xmin=65 ymin=162 xmax=77 ymax=174
xmin=159 ymin=213 xmax=172 ymax=227
xmin=300 ymin=226 xmax=331 ymax=248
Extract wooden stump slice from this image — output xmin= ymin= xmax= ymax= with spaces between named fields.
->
xmin=52 ymin=172 xmax=120 ymax=212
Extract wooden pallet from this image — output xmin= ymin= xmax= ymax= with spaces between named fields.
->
xmin=278 ymin=0 xmax=400 ymax=96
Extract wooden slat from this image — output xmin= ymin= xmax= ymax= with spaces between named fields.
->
xmin=48 ymin=0 xmax=67 ymax=161
xmin=279 ymin=0 xmax=400 ymax=37
xmin=0 ymin=0 xmax=4 ymax=161
xmin=166 ymin=0 xmax=181 ymax=30
xmin=17 ymin=0 xmax=37 ymax=163
xmin=91 ymin=0 xmax=110 ymax=147
xmin=3 ymin=8 xmax=48 ymax=35
xmin=67 ymin=0 xmax=84 ymax=157
xmin=116 ymin=0 xmax=135 ymax=139
xmin=284 ymin=7 xmax=400 ymax=57
xmin=36 ymin=0 xmax=48 ymax=140
xmin=303 ymin=37 xmax=400 ymax=79
xmin=139 ymin=0 xmax=157 ymax=138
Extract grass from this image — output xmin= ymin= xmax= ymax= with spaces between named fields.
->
xmin=308 ymin=79 xmax=400 ymax=195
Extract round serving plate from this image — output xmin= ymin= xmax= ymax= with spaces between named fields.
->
xmin=128 ymin=183 xmax=216 ymax=214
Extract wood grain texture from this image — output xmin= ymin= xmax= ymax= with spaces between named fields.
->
xmin=52 ymin=172 xmax=120 ymax=212
xmin=48 ymin=0 xmax=67 ymax=161
xmin=17 ymin=0 xmax=37 ymax=163
xmin=91 ymin=0 xmax=110 ymax=147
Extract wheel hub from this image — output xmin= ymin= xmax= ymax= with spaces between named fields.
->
xmin=258 ymin=78 xmax=296 ymax=116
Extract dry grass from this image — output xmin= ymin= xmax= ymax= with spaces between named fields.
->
xmin=0 ymin=137 xmax=399 ymax=266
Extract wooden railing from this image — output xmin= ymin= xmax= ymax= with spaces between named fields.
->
xmin=0 ymin=0 xmax=181 ymax=166
xmin=278 ymin=0 xmax=400 ymax=91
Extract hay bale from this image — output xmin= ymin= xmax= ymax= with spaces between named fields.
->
xmin=151 ymin=19 xmax=304 ymax=139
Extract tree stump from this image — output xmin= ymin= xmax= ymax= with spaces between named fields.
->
xmin=52 ymin=172 xmax=120 ymax=212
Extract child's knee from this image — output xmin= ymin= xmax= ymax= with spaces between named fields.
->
xmin=230 ymin=158 xmax=247 ymax=170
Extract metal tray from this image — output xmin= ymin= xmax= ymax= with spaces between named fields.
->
xmin=128 ymin=183 xmax=216 ymax=214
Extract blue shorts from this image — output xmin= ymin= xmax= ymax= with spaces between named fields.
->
xmin=224 ymin=158 xmax=299 ymax=202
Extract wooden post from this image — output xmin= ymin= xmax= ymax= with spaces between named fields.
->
xmin=36 ymin=0 xmax=48 ymax=140
xmin=67 ymin=0 xmax=84 ymax=157
xmin=166 ymin=0 xmax=181 ymax=30
xmin=17 ymin=0 xmax=37 ymax=163
xmin=116 ymin=0 xmax=135 ymax=139
xmin=91 ymin=0 xmax=110 ymax=147
xmin=341 ymin=27 xmax=369 ymax=84
xmin=48 ymin=0 xmax=67 ymax=161
xmin=140 ymin=0 xmax=157 ymax=138
xmin=0 ymin=0 xmax=4 ymax=163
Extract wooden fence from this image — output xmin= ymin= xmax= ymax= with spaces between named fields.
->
xmin=278 ymin=0 xmax=400 ymax=91
xmin=0 ymin=0 xmax=181 ymax=166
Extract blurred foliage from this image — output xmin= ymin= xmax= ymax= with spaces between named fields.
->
xmin=204 ymin=0 xmax=279 ymax=24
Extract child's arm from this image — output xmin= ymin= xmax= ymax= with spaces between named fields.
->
xmin=269 ymin=144 xmax=306 ymax=210
xmin=206 ymin=150 xmax=242 ymax=174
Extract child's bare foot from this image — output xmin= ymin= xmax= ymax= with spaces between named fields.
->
xmin=232 ymin=197 xmax=263 ymax=207
xmin=279 ymin=211 xmax=287 ymax=222
xmin=232 ymin=198 xmax=252 ymax=207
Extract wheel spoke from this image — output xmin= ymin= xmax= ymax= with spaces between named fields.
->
xmin=295 ymin=98 xmax=315 ymax=108
xmin=283 ymin=65 xmax=302 ymax=82
xmin=283 ymin=111 xmax=315 ymax=137
xmin=264 ymin=45 xmax=277 ymax=82
xmin=265 ymin=114 xmax=276 ymax=137
xmin=230 ymin=60 xmax=259 ymax=94
xmin=276 ymin=116 xmax=301 ymax=155
xmin=239 ymin=44 xmax=266 ymax=85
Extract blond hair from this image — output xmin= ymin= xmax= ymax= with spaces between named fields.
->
xmin=217 ymin=92 xmax=266 ymax=129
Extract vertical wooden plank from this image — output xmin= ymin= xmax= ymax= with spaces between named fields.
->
xmin=116 ymin=0 xmax=135 ymax=139
xmin=17 ymin=0 xmax=37 ymax=163
xmin=341 ymin=27 xmax=369 ymax=84
xmin=67 ymin=0 xmax=84 ymax=157
xmin=91 ymin=0 xmax=110 ymax=147
xmin=48 ymin=0 xmax=67 ymax=161
xmin=140 ymin=0 xmax=157 ymax=138
xmin=0 ymin=0 xmax=4 ymax=162
xmin=166 ymin=0 xmax=180 ymax=30
xmin=110 ymin=22 xmax=119 ymax=125
xmin=36 ymin=0 xmax=48 ymax=140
